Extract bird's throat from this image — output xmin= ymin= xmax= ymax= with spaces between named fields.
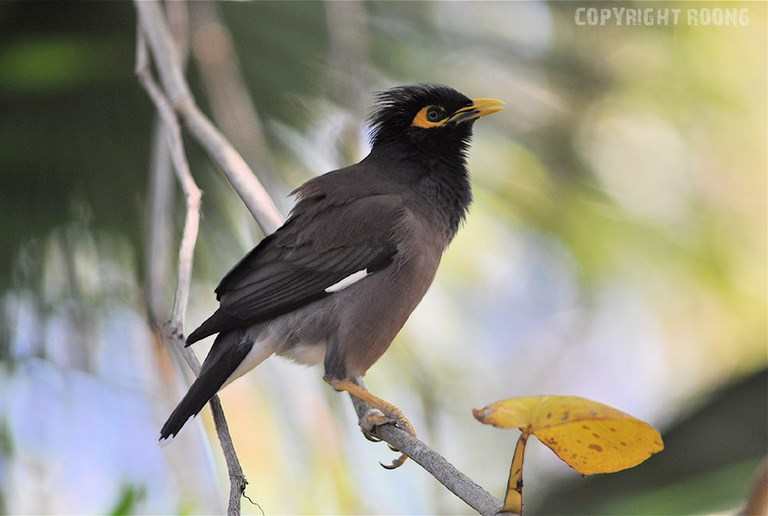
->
xmin=416 ymin=158 xmax=472 ymax=240
xmin=369 ymin=139 xmax=473 ymax=240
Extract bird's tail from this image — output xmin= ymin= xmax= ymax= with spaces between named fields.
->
xmin=160 ymin=329 xmax=254 ymax=440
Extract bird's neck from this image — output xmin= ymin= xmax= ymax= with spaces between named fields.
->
xmin=372 ymin=141 xmax=472 ymax=240
xmin=417 ymin=155 xmax=472 ymax=241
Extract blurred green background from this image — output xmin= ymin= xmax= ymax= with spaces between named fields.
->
xmin=0 ymin=1 xmax=765 ymax=514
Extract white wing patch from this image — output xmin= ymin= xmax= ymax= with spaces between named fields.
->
xmin=325 ymin=269 xmax=368 ymax=293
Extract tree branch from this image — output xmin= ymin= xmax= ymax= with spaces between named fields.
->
xmin=135 ymin=1 xmax=506 ymax=514
xmin=349 ymin=384 xmax=503 ymax=516
xmin=135 ymin=31 xmax=200 ymax=330
xmin=135 ymin=0 xmax=282 ymax=235
xmin=135 ymin=22 xmax=247 ymax=516
xmin=144 ymin=0 xmax=187 ymax=328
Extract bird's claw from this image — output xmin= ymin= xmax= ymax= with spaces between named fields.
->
xmin=359 ymin=408 xmax=416 ymax=470
xmin=325 ymin=378 xmax=416 ymax=470
xmin=380 ymin=453 xmax=408 ymax=470
xmin=359 ymin=408 xmax=393 ymax=437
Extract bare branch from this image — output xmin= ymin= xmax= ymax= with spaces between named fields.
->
xmin=209 ymin=394 xmax=249 ymax=513
xmin=136 ymin=31 xmax=200 ymax=328
xmin=181 ymin=101 xmax=282 ymax=233
xmin=135 ymin=0 xmax=282 ymax=235
xmin=144 ymin=0 xmax=187 ymax=327
xmin=136 ymin=24 xmax=247 ymax=516
xmin=349 ymin=384 xmax=504 ymax=516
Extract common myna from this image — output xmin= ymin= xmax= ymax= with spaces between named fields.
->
xmin=160 ymin=84 xmax=503 ymax=468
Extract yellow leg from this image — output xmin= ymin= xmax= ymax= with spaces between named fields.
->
xmin=326 ymin=377 xmax=416 ymax=469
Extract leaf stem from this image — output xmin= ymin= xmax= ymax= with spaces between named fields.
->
xmin=502 ymin=430 xmax=530 ymax=515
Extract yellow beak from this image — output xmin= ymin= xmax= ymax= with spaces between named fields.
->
xmin=449 ymin=97 xmax=505 ymax=124
xmin=470 ymin=98 xmax=505 ymax=117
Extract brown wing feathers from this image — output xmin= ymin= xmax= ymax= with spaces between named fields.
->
xmin=185 ymin=194 xmax=402 ymax=345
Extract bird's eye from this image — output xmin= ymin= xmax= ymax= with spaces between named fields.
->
xmin=411 ymin=105 xmax=448 ymax=128
xmin=426 ymin=106 xmax=445 ymax=122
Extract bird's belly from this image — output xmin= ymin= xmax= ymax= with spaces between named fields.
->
xmin=265 ymin=303 xmax=336 ymax=367
xmin=278 ymin=342 xmax=326 ymax=366
xmin=332 ymin=250 xmax=442 ymax=377
xmin=223 ymin=333 xmax=275 ymax=388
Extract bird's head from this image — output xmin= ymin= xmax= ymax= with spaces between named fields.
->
xmin=367 ymin=84 xmax=504 ymax=158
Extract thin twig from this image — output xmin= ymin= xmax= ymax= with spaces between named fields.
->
xmin=349 ymin=383 xmax=504 ymax=516
xmin=135 ymin=2 xmax=509 ymax=514
xmin=144 ymin=0 xmax=187 ymax=328
xmin=135 ymin=26 xmax=247 ymax=516
xmin=135 ymin=0 xmax=282 ymax=235
xmin=135 ymin=31 xmax=200 ymax=329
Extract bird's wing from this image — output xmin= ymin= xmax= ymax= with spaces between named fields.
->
xmin=186 ymin=194 xmax=403 ymax=343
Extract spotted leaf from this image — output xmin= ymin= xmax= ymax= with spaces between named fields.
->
xmin=473 ymin=396 xmax=663 ymax=475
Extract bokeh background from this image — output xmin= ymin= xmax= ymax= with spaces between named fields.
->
xmin=0 ymin=1 xmax=765 ymax=514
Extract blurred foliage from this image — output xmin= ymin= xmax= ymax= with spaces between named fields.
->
xmin=0 ymin=1 xmax=764 ymax=514
xmin=0 ymin=2 xmax=149 ymax=298
xmin=109 ymin=485 xmax=147 ymax=516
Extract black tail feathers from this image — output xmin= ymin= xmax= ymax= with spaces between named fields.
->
xmin=185 ymin=309 xmax=242 ymax=347
xmin=159 ymin=329 xmax=252 ymax=440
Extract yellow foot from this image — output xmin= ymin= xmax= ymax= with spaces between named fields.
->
xmin=325 ymin=377 xmax=417 ymax=469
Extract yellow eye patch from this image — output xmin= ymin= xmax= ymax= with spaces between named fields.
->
xmin=411 ymin=106 xmax=448 ymax=128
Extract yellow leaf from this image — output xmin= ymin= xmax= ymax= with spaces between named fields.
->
xmin=473 ymin=396 xmax=663 ymax=475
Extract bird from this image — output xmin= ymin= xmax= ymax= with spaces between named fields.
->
xmin=159 ymin=84 xmax=503 ymax=468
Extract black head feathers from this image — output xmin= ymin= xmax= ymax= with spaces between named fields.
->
xmin=367 ymin=84 xmax=475 ymax=152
